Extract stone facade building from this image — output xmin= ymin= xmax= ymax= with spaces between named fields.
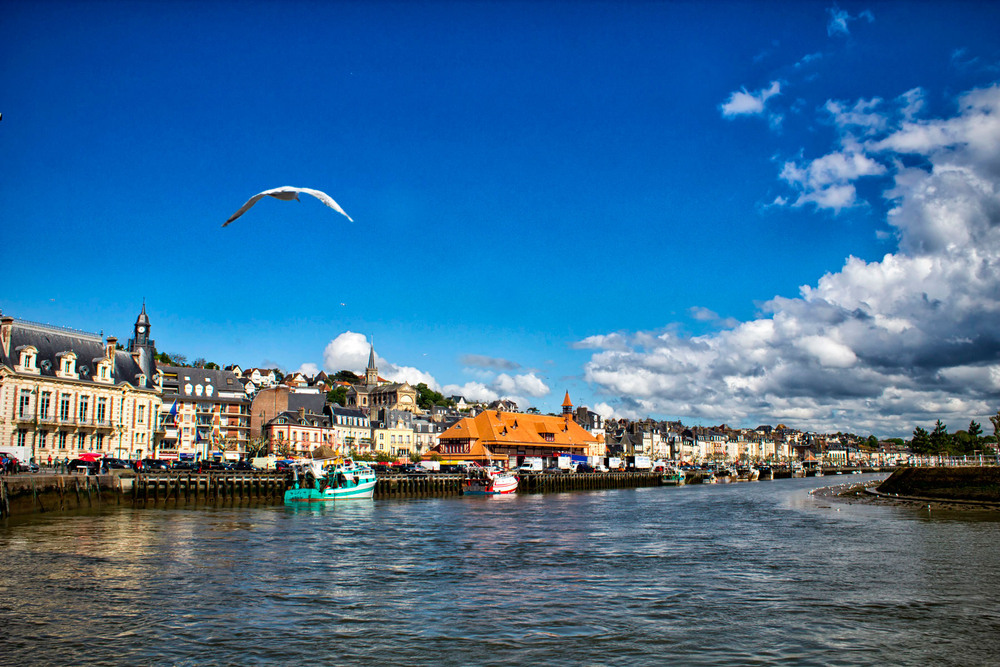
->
xmin=0 ymin=311 xmax=162 ymax=463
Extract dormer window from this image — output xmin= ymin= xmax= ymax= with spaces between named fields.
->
xmin=15 ymin=345 xmax=39 ymax=374
xmin=56 ymin=351 xmax=78 ymax=379
xmin=137 ymin=374 xmax=147 ymax=388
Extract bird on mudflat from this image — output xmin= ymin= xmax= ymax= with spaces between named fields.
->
xmin=222 ymin=186 xmax=353 ymax=226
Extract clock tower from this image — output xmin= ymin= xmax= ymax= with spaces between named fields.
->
xmin=128 ymin=301 xmax=157 ymax=379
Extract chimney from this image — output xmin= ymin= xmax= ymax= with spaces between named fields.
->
xmin=0 ymin=316 xmax=13 ymax=357
xmin=105 ymin=336 xmax=117 ymax=360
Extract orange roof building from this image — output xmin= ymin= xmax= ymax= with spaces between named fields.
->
xmin=432 ymin=408 xmax=602 ymax=465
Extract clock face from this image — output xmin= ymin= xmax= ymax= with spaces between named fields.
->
xmin=137 ymin=325 xmax=146 ymax=333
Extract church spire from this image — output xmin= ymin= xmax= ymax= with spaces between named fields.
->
xmin=365 ymin=340 xmax=379 ymax=386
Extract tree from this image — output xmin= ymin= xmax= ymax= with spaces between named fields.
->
xmin=415 ymin=383 xmax=448 ymax=410
xmin=952 ymin=430 xmax=974 ymax=456
xmin=526 ymin=407 xmax=541 ymax=414
xmin=327 ymin=386 xmax=348 ymax=405
xmin=866 ymin=435 xmax=878 ymax=448
xmin=157 ymin=352 xmax=188 ymax=366
xmin=910 ymin=426 xmax=930 ymax=454
xmin=990 ymin=411 xmax=1000 ymax=454
xmin=333 ymin=370 xmax=362 ymax=384
xmin=205 ymin=362 xmax=220 ymax=370
xmin=245 ymin=436 xmax=268 ymax=458
xmin=966 ymin=420 xmax=982 ymax=452
xmin=929 ymin=420 xmax=951 ymax=454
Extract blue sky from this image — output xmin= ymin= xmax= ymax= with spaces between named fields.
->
xmin=4 ymin=1 xmax=1000 ymax=436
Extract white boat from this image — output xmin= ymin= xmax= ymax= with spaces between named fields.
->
xmin=464 ymin=464 xmax=518 ymax=495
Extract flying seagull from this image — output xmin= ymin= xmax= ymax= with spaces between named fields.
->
xmin=223 ymin=186 xmax=353 ymax=226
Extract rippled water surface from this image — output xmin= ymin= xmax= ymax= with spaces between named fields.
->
xmin=3 ymin=475 xmax=1000 ymax=665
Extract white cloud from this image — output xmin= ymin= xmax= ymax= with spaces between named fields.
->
xmin=493 ymin=372 xmax=550 ymax=398
xmin=321 ymin=331 xmax=440 ymax=390
xmin=322 ymin=331 xmax=371 ymax=372
xmin=296 ymin=362 xmax=321 ymax=376
xmin=442 ymin=381 xmax=498 ymax=404
xmin=827 ymin=5 xmax=874 ymax=37
xmin=582 ymin=83 xmax=1000 ymax=436
xmin=779 ymin=149 xmax=886 ymax=212
xmin=824 ymin=98 xmax=886 ymax=135
xmin=720 ymin=81 xmax=782 ymax=119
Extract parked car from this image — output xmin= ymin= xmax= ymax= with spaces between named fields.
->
xmin=372 ymin=463 xmax=393 ymax=475
xmin=399 ymin=464 xmax=428 ymax=476
xmin=103 ymin=458 xmax=132 ymax=470
xmin=234 ymin=460 xmax=257 ymax=471
xmin=139 ymin=459 xmax=171 ymax=471
xmin=543 ymin=465 xmax=565 ymax=474
xmin=576 ymin=463 xmax=595 ymax=473
xmin=199 ymin=461 xmax=234 ymax=472
xmin=68 ymin=459 xmax=99 ymax=474
xmin=171 ymin=461 xmax=198 ymax=471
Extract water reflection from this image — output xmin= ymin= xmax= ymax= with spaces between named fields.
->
xmin=3 ymin=475 xmax=1000 ymax=665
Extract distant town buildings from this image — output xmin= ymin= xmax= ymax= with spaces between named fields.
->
xmin=0 ymin=305 xmax=966 ymax=466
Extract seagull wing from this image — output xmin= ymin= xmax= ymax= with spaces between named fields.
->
xmin=222 ymin=191 xmax=271 ymax=226
xmin=296 ymin=187 xmax=354 ymax=222
xmin=223 ymin=186 xmax=353 ymax=226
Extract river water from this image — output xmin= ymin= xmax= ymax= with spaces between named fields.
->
xmin=3 ymin=474 xmax=1000 ymax=666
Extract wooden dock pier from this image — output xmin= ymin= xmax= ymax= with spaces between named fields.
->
xmin=132 ymin=471 xmax=289 ymax=505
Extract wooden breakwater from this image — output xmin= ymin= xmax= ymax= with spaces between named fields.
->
xmin=518 ymin=471 xmax=663 ymax=493
xmin=132 ymin=471 xmax=289 ymax=505
xmin=877 ymin=467 xmax=1000 ymax=503
xmin=0 ymin=473 xmax=131 ymax=518
xmin=2 ymin=469 xmax=698 ymax=518
xmin=375 ymin=473 xmax=466 ymax=498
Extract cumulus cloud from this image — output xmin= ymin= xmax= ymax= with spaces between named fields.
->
xmin=779 ymin=149 xmax=887 ymax=212
xmin=720 ymin=81 xmax=783 ymax=127
xmin=322 ymin=331 xmax=371 ymax=372
xmin=296 ymin=362 xmax=321 ymax=376
xmin=321 ymin=331 xmax=440 ymax=389
xmin=690 ymin=307 xmax=740 ymax=329
xmin=442 ymin=371 xmax=551 ymax=412
xmin=442 ymin=381 xmax=498 ymax=404
xmin=827 ymin=5 xmax=874 ymax=37
xmin=582 ymin=83 xmax=1000 ymax=436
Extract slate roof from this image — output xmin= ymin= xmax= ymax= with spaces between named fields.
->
xmin=158 ymin=364 xmax=248 ymax=404
xmin=1 ymin=319 xmax=148 ymax=387
xmin=288 ymin=392 xmax=325 ymax=415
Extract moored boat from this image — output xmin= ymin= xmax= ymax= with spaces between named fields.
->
xmin=464 ymin=464 xmax=518 ymax=495
xmin=284 ymin=460 xmax=377 ymax=503
xmin=661 ymin=467 xmax=686 ymax=486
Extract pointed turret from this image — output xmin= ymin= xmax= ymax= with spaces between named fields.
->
xmin=365 ymin=341 xmax=379 ymax=386
xmin=562 ymin=391 xmax=573 ymax=416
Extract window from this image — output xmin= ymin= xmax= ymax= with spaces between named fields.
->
xmin=58 ymin=432 xmax=67 ymax=450
xmin=16 ymin=429 xmax=27 ymax=447
xmin=59 ymin=394 xmax=71 ymax=421
xmin=40 ymin=392 xmax=51 ymax=419
xmin=77 ymin=434 xmax=86 ymax=450
xmin=38 ymin=432 xmax=47 ymax=450
xmin=96 ymin=398 xmax=107 ymax=423
xmin=18 ymin=390 xmax=32 ymax=418
xmin=137 ymin=404 xmax=146 ymax=424
xmin=79 ymin=396 xmax=89 ymax=423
